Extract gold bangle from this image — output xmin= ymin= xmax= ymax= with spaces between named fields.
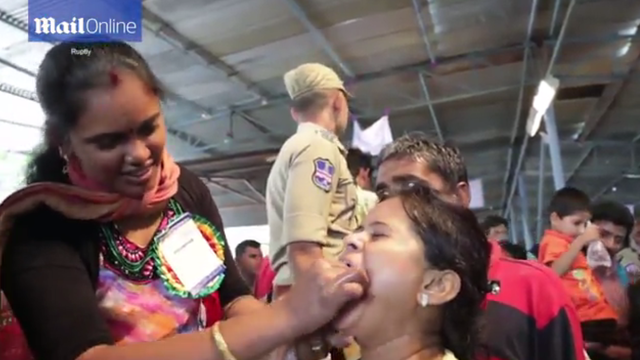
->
xmin=212 ymin=321 xmax=238 ymax=360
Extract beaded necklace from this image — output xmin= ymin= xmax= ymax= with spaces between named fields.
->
xmin=99 ymin=199 xmax=226 ymax=298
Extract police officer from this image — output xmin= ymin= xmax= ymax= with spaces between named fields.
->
xmin=266 ymin=63 xmax=358 ymax=299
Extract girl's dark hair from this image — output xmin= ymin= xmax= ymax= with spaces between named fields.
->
xmin=382 ymin=181 xmax=491 ymax=360
xmin=26 ymin=41 xmax=164 ymax=185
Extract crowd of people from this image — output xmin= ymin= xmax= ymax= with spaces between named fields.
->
xmin=0 ymin=38 xmax=639 ymax=360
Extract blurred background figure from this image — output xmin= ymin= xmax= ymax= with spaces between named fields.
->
xmin=632 ymin=221 xmax=640 ymax=252
xmin=346 ymin=148 xmax=378 ymax=223
xmin=234 ymin=239 xmax=264 ymax=289
xmin=618 ymin=220 xmax=640 ymax=282
xmin=481 ymin=215 xmax=509 ymax=241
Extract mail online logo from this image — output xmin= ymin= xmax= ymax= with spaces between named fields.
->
xmin=28 ymin=0 xmax=142 ymax=42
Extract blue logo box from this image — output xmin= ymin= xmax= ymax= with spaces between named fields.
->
xmin=28 ymin=0 xmax=143 ymax=42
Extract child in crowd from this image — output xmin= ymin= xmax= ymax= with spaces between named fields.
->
xmin=538 ymin=187 xmax=618 ymax=347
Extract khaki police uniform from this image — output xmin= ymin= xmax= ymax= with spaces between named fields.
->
xmin=266 ymin=63 xmax=359 ymax=287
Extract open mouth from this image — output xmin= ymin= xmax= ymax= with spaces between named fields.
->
xmin=333 ymin=257 xmax=370 ymax=332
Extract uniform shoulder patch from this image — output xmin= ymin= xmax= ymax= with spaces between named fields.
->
xmin=312 ymin=158 xmax=335 ymax=192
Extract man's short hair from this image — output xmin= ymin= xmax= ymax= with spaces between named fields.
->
xmin=591 ymin=200 xmax=635 ymax=246
xmin=235 ymin=239 xmax=262 ymax=258
xmin=481 ymin=215 xmax=509 ymax=235
xmin=346 ymin=148 xmax=373 ymax=178
xmin=548 ymin=187 xmax=590 ymax=218
xmin=379 ymin=132 xmax=468 ymax=189
xmin=291 ymin=90 xmax=332 ymax=114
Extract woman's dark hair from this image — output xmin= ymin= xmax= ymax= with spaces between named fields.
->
xmin=26 ymin=41 xmax=164 ymax=185
xmin=383 ymin=180 xmax=490 ymax=360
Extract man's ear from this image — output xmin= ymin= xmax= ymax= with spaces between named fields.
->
xmin=290 ymin=108 xmax=302 ymax=123
xmin=331 ymin=91 xmax=342 ymax=114
xmin=456 ymin=181 xmax=471 ymax=208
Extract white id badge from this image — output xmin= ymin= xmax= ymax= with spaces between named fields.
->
xmin=158 ymin=213 xmax=225 ymax=296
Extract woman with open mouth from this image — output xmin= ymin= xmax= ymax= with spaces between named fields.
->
xmin=335 ymin=180 xmax=492 ymax=360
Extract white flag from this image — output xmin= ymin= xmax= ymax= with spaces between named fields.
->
xmin=351 ymin=115 xmax=393 ymax=156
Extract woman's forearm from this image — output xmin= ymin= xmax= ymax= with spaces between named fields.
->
xmin=224 ymin=295 xmax=266 ymax=318
xmin=79 ymin=300 xmax=299 ymax=360
xmin=224 ymin=296 xmax=298 ymax=360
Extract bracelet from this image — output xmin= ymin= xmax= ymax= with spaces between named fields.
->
xmin=211 ymin=321 xmax=238 ymax=360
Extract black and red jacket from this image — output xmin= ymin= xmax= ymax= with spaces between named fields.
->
xmin=483 ymin=241 xmax=585 ymax=360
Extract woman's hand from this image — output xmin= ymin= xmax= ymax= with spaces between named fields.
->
xmin=280 ymin=258 xmax=367 ymax=336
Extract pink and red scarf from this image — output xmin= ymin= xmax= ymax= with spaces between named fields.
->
xmin=0 ymin=151 xmax=180 ymax=360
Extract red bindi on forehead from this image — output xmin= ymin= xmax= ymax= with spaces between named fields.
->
xmin=109 ymin=70 xmax=120 ymax=86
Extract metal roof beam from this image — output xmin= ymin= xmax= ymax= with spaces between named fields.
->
xmin=575 ymin=36 xmax=640 ymax=141
xmin=411 ymin=0 xmax=444 ymax=143
xmin=0 ymin=8 xmax=271 ymax=155
xmin=205 ymin=178 xmax=261 ymax=204
xmin=503 ymin=0 xmax=577 ymax=217
xmin=591 ymin=134 xmax=640 ymax=200
xmin=499 ymin=0 xmax=542 ymax=209
xmin=0 ymin=83 xmax=37 ymax=102
xmin=0 ymin=57 xmax=36 ymax=77
xmin=141 ymin=8 xmax=269 ymax=102
xmin=565 ymin=146 xmax=595 ymax=185
xmin=281 ymin=0 xmax=353 ymax=77
xmin=141 ymin=8 xmax=288 ymax=150
xmin=575 ymin=83 xmax=626 ymax=141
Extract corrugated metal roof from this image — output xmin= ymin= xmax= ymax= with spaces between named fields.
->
xmin=1 ymin=0 xmax=640 ymax=228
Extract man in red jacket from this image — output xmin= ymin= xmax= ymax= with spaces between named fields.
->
xmin=375 ymin=133 xmax=585 ymax=360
